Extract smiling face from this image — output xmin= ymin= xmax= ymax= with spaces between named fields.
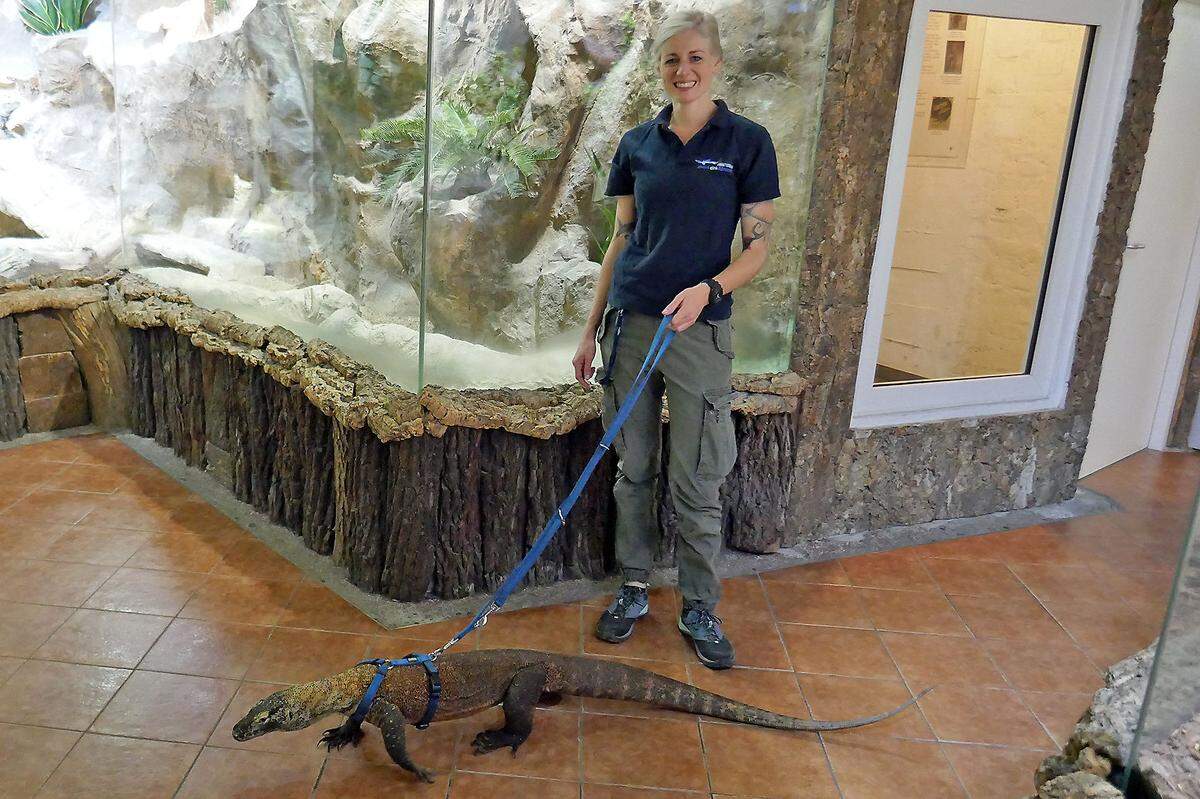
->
xmin=658 ymin=27 xmax=723 ymax=105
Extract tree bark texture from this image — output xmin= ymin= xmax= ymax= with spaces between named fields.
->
xmin=125 ymin=328 xmax=797 ymax=601
xmin=0 ymin=316 xmax=24 ymax=440
xmin=54 ymin=302 xmax=132 ymax=431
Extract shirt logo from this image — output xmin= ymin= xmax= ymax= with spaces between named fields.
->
xmin=694 ymin=159 xmax=734 ymax=174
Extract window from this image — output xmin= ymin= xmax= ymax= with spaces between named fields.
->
xmin=851 ymin=0 xmax=1141 ymax=428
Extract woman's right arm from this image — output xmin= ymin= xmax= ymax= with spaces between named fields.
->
xmin=574 ymin=195 xmax=637 ymax=385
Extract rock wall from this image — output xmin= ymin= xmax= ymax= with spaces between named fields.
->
xmin=788 ymin=0 xmax=1176 ymax=540
xmin=1032 ymin=639 xmax=1200 ymax=799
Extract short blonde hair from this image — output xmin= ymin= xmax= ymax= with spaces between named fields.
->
xmin=652 ymin=11 xmax=722 ymax=61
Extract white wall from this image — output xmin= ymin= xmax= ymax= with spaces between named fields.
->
xmin=1081 ymin=1 xmax=1200 ymax=476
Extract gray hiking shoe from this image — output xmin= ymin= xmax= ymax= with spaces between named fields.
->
xmin=678 ymin=604 xmax=735 ymax=670
xmin=594 ymin=583 xmax=649 ymax=643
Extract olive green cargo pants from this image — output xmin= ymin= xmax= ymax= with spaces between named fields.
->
xmin=597 ymin=307 xmax=737 ymax=611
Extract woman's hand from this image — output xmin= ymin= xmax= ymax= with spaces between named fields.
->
xmin=573 ymin=333 xmax=598 ymax=386
xmin=662 ymin=284 xmax=710 ymax=332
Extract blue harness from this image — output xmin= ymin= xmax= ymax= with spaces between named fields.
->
xmin=351 ymin=655 xmax=441 ymax=729
xmin=347 ymin=315 xmax=676 ymax=730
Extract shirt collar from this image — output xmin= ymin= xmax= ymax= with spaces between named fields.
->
xmin=655 ymin=98 xmax=731 ymax=130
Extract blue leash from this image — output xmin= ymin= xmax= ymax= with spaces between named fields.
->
xmin=348 ymin=314 xmax=676 ymax=730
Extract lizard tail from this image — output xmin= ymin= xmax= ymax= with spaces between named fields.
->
xmin=555 ymin=655 xmax=932 ymax=732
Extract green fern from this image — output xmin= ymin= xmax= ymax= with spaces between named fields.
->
xmin=19 ymin=0 xmax=93 ymax=34
xmin=362 ymin=82 xmax=559 ymax=201
xmin=360 ymin=47 xmax=562 ymax=201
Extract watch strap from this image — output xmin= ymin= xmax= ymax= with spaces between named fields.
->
xmin=703 ymin=278 xmax=724 ymax=306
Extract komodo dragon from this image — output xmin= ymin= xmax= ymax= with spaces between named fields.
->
xmin=233 ymin=648 xmax=931 ymax=782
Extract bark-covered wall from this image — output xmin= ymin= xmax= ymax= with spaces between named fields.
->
xmin=790 ymin=0 xmax=1176 ymax=537
xmin=0 ymin=316 xmax=24 ymax=440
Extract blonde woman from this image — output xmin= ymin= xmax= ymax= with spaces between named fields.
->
xmin=572 ymin=10 xmax=779 ymax=669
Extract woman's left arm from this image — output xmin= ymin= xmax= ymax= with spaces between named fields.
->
xmin=661 ymin=200 xmax=776 ymax=331
xmin=716 ymin=200 xmax=776 ymax=292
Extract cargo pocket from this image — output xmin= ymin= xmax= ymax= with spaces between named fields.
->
xmin=705 ymin=318 xmax=735 ymax=360
xmin=697 ymin=387 xmax=737 ymax=481
xmin=595 ymin=305 xmax=616 ymax=346
xmin=595 ymin=306 xmax=620 ymax=385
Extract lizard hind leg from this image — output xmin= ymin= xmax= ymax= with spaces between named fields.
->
xmin=319 ymin=718 xmax=365 ymax=750
xmin=473 ymin=665 xmax=548 ymax=757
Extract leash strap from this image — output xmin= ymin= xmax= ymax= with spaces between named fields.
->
xmin=359 ymin=314 xmax=677 ymax=727
xmin=597 ymin=309 xmax=624 ymax=387
xmin=441 ymin=315 xmax=675 ymax=645
xmin=411 ymin=655 xmax=441 ymax=730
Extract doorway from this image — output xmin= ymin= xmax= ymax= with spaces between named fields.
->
xmin=1081 ymin=0 xmax=1200 ymax=476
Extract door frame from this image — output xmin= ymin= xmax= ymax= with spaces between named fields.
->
xmin=1149 ymin=200 xmax=1200 ymax=450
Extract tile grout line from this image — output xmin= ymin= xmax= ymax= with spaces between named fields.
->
xmin=7 ymin=447 xmax=132 ymax=796
xmin=577 ymin=602 xmax=585 ymax=798
xmin=46 ymin=459 xmax=219 ymax=797
xmin=999 ymin=560 xmax=1107 ymax=749
xmin=756 ymin=569 xmax=846 ymax=799
xmin=9 ymin=436 xmax=322 ymax=797
xmin=4 ymin=437 xmax=1193 ymax=794
xmin=897 ymin=555 xmax=988 ymax=798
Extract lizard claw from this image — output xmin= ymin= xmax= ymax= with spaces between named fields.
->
xmin=319 ymin=720 xmax=365 ymax=751
xmin=472 ymin=729 xmax=527 ymax=757
xmin=414 ymin=767 xmax=436 ymax=784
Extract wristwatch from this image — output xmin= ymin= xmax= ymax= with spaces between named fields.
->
xmin=702 ymin=278 xmax=725 ymax=306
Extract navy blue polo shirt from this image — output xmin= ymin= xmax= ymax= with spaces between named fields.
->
xmin=604 ymin=99 xmax=780 ymax=321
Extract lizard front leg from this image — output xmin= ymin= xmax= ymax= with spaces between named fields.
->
xmin=368 ymin=699 xmax=436 ymax=783
xmin=473 ymin=665 xmax=547 ymax=757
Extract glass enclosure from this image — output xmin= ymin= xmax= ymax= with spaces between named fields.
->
xmin=1127 ymin=490 xmax=1200 ymax=796
xmin=1 ymin=0 xmax=835 ymax=391
xmin=873 ymin=12 xmax=1091 ymax=386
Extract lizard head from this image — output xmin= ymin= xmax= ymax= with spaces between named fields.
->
xmin=232 ymin=687 xmax=316 ymax=741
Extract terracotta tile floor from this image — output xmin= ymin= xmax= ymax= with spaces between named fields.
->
xmin=0 ymin=432 xmax=1194 ymax=798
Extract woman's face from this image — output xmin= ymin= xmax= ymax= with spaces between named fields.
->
xmin=658 ymin=28 xmax=722 ymax=105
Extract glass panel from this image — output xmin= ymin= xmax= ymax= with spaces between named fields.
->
xmin=311 ymin=0 xmax=431 ymax=391
xmin=723 ymin=4 xmax=834 ymax=374
xmin=874 ymin=12 xmax=1090 ymax=386
xmin=417 ymin=2 xmax=835 ymax=388
xmin=103 ymin=0 xmax=432 ymax=392
xmin=45 ymin=1 xmax=830 ymax=392
xmin=1127 ymin=487 xmax=1200 ymax=794
xmin=1 ymin=4 xmax=121 ymax=265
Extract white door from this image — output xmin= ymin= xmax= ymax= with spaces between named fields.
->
xmin=1081 ymin=0 xmax=1200 ymax=476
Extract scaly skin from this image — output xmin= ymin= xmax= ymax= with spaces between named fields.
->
xmin=232 ymin=649 xmax=931 ymax=782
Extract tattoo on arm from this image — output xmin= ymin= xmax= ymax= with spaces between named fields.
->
xmin=740 ymin=202 xmax=773 ymax=251
xmin=616 ymin=218 xmax=636 ymax=239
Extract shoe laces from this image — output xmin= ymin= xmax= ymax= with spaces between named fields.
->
xmin=610 ymin=584 xmax=646 ymax=616
xmin=687 ymin=607 xmax=724 ymax=639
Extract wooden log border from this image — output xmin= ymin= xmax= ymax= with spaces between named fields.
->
xmin=123 ymin=326 xmax=801 ymax=600
xmin=0 ymin=316 xmax=24 ymax=441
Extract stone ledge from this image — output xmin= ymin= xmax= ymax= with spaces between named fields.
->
xmin=3 ymin=269 xmax=806 ymax=441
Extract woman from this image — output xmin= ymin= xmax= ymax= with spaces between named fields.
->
xmin=571 ymin=10 xmax=779 ymax=670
